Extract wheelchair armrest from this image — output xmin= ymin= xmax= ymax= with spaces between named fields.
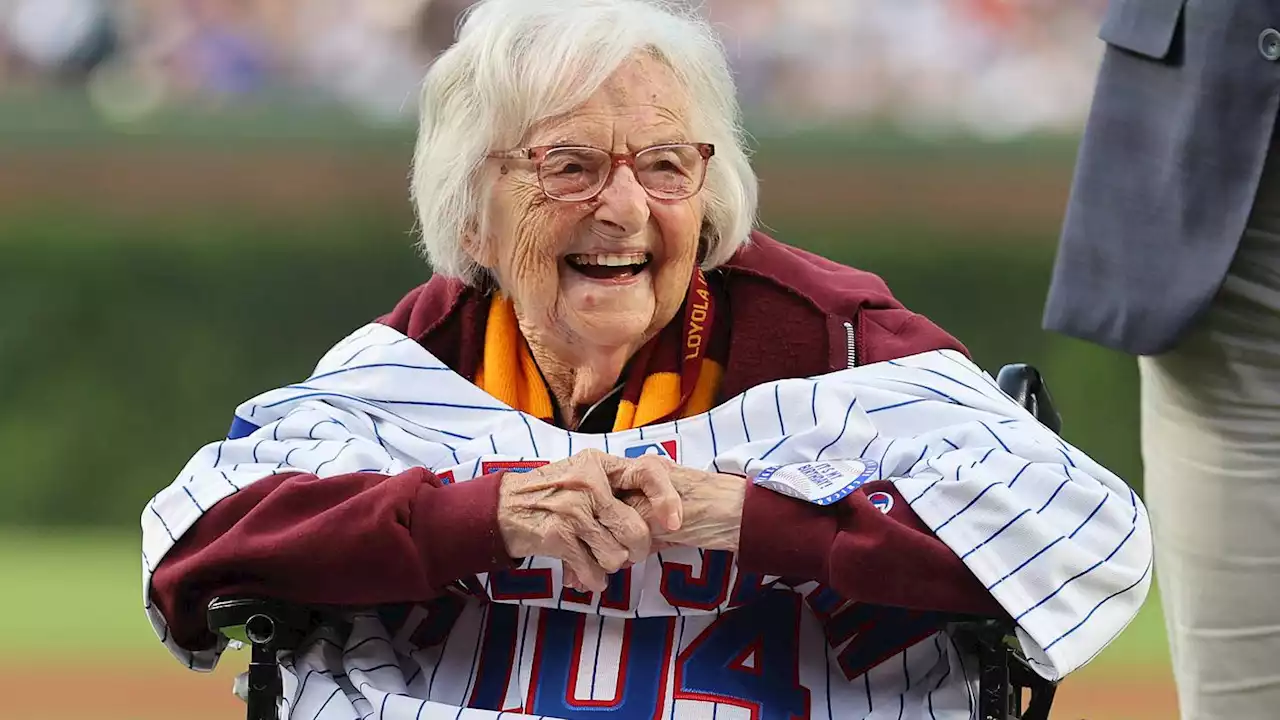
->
xmin=951 ymin=619 xmax=1058 ymax=720
xmin=207 ymin=596 xmax=330 ymax=650
xmin=208 ymin=596 xmax=347 ymax=720
xmin=996 ymin=364 xmax=1062 ymax=435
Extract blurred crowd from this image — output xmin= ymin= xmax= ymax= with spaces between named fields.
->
xmin=0 ymin=0 xmax=1107 ymax=136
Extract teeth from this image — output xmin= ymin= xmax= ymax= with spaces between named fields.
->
xmin=567 ymin=253 xmax=649 ymax=267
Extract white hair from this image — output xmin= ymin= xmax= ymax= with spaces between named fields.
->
xmin=410 ymin=0 xmax=759 ymax=284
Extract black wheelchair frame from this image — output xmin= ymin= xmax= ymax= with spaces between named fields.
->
xmin=207 ymin=363 xmax=1062 ymax=720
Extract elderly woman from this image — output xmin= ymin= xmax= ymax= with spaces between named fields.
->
xmin=141 ymin=1 xmax=1151 ymax=718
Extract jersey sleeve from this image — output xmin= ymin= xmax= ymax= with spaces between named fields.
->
xmin=140 ymin=324 xmax=520 ymax=670
xmin=712 ymin=350 xmax=1153 ymax=682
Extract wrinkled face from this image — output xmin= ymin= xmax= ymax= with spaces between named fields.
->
xmin=471 ymin=54 xmax=705 ymax=357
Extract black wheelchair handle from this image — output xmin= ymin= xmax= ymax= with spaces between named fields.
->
xmin=996 ymin=364 xmax=1063 ymax=435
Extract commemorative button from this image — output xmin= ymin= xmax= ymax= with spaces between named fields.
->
xmin=752 ymin=459 xmax=879 ymax=506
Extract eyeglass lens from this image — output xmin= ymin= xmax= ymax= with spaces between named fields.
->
xmin=538 ymin=146 xmax=706 ymax=201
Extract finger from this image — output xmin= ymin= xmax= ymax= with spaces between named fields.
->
xmin=562 ymin=564 xmax=582 ymax=593
xmin=558 ymin=533 xmax=607 ymax=593
xmin=572 ymin=460 xmax=654 ymax=561
xmin=609 ymin=456 xmax=682 ymax=531
xmin=593 ymin=498 xmax=652 ymax=565
xmin=567 ymin=505 xmax=633 ymax=574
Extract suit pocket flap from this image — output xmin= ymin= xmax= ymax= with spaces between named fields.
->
xmin=1098 ymin=0 xmax=1185 ymax=59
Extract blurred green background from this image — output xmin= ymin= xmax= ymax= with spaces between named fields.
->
xmin=1 ymin=1 xmax=1169 ymax=716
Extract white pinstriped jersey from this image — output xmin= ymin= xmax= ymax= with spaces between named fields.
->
xmin=141 ymin=323 xmax=1152 ymax=719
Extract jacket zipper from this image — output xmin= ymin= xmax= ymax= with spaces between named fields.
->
xmin=843 ymin=320 xmax=857 ymax=368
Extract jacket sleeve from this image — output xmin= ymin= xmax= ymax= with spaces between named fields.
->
xmin=149 ymin=468 xmax=514 ymax=656
xmin=737 ymin=481 xmax=1003 ymax=617
xmin=719 ymin=350 xmax=1152 ymax=681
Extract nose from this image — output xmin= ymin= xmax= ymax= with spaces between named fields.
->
xmin=592 ymin=165 xmax=650 ymax=236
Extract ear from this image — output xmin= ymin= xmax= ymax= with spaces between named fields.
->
xmin=696 ymin=219 xmax=713 ymax=264
xmin=461 ymin=219 xmax=498 ymax=271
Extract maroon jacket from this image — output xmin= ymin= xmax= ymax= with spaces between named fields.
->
xmin=151 ymin=232 xmax=1002 ymax=651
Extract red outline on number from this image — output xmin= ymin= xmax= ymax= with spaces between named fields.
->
xmin=660 ymin=550 xmax=733 ymax=611
xmin=436 ymin=470 xmax=455 ymax=485
xmin=523 ymin=614 xmax=677 ymax=720
xmin=601 ymin=568 xmax=633 ymax=612
xmin=557 ymin=567 xmax=633 ymax=611
xmin=564 ymin=617 xmax=629 ymax=708
xmin=490 ymin=567 xmax=555 ymax=601
xmin=728 ymin=572 xmax=772 ymax=608
xmin=804 ymin=583 xmax=846 ymax=622
xmin=672 ymin=593 xmax=810 ymax=720
xmin=726 ymin=637 xmax=764 ymax=677
xmin=560 ymin=586 xmax=593 ymax=604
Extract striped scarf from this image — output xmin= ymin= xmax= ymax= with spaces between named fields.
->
xmin=475 ymin=271 xmax=725 ymax=431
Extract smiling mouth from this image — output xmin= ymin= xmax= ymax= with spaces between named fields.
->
xmin=564 ymin=252 xmax=653 ymax=281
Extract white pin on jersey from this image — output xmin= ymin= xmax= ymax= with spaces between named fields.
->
xmin=141 ymin=323 xmax=1152 ymax=719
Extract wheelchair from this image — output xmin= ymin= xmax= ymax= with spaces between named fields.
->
xmin=207 ymin=364 xmax=1063 ymax=720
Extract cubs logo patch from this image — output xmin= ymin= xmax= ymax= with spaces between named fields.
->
xmin=868 ymin=491 xmax=894 ymax=514
xmin=624 ymin=439 xmax=679 ymax=462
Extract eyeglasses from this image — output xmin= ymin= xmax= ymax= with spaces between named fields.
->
xmin=488 ymin=143 xmax=715 ymax=202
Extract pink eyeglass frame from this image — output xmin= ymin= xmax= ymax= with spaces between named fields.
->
xmin=487 ymin=142 xmax=715 ymax=201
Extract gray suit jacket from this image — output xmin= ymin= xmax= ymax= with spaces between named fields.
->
xmin=1043 ymin=0 xmax=1280 ymax=355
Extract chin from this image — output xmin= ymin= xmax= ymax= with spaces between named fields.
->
xmin=569 ymin=310 xmax=653 ymax=349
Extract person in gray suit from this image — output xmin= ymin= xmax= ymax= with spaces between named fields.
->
xmin=1044 ymin=1 xmax=1280 ymax=717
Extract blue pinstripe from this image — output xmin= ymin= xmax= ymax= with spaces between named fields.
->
xmin=260 ymin=390 xmax=472 ymax=442
xmin=934 ymin=482 xmax=1001 ymax=533
xmin=1015 ymin=522 xmax=1141 ymax=622
xmin=773 ymin=385 xmax=785 ymax=435
xmin=520 ymin=413 xmax=539 ymax=456
xmin=877 ymin=438 xmax=896 ymax=479
xmin=816 ymin=397 xmax=859 ymax=460
xmin=758 ymin=436 xmax=790 ymax=461
xmin=182 ymin=486 xmax=205 ymax=512
xmin=889 ymin=361 xmax=985 ymax=396
xmin=342 ymin=337 xmax=412 ymax=367
xmin=961 ymin=509 xmax=1032 ymax=560
xmin=858 ymin=432 xmax=878 ymax=458
xmin=286 ymin=385 xmax=510 ymax=416
xmin=311 ymin=687 xmax=342 ymax=720
xmin=1036 ymin=477 xmax=1071 ymax=514
xmin=309 ymin=362 xmax=451 ymax=384
xmin=988 ymin=536 xmax=1065 ymax=591
xmin=887 ymin=379 xmax=962 ymax=404
xmin=313 ymin=438 xmax=357 ymax=477
xmin=978 ymin=422 xmax=1010 ymax=453
xmin=1006 ymin=461 xmax=1032 ymax=489
xmin=867 ymin=398 xmax=929 ymax=414
xmin=149 ymin=504 xmax=175 ymax=541
xmin=1043 ymin=559 xmax=1153 ymax=652
xmin=1058 ymin=448 xmax=1075 ymax=467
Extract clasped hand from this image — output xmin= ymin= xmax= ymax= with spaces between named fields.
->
xmin=496 ymin=449 xmax=745 ymax=593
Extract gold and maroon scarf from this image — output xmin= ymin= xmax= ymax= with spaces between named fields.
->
xmin=475 ymin=271 xmax=725 ymax=430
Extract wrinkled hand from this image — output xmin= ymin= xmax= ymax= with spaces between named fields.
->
xmin=611 ymin=454 xmax=746 ymax=553
xmin=497 ymin=449 xmax=683 ymax=593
